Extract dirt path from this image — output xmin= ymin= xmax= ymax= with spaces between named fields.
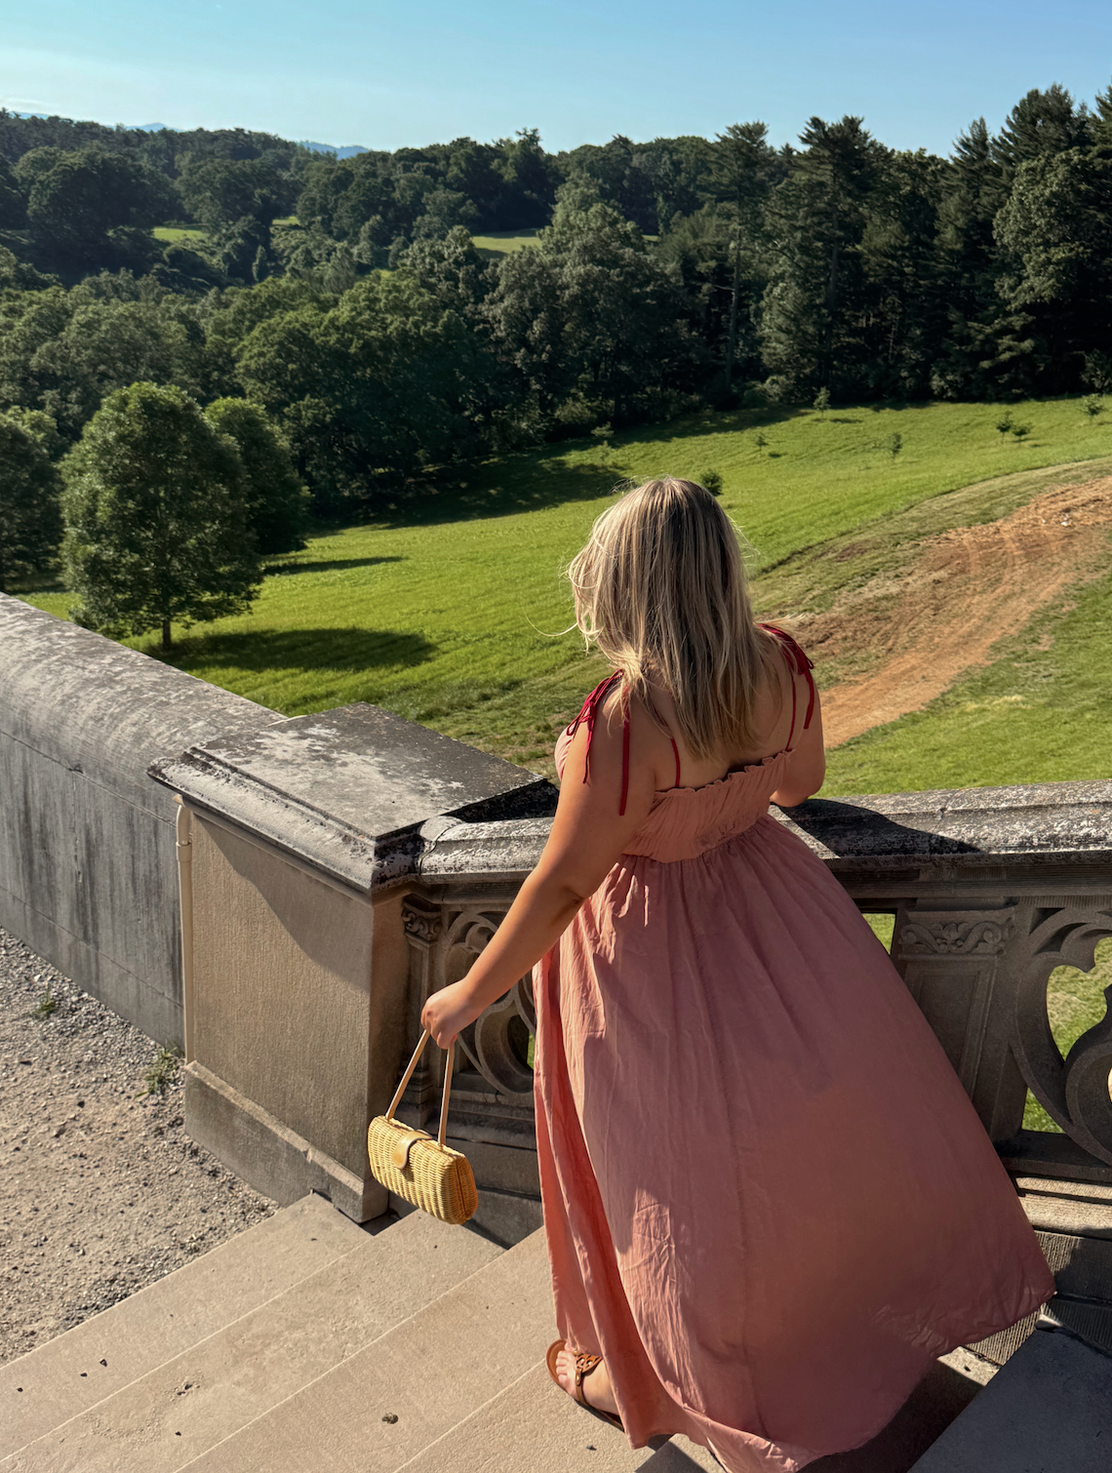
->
xmin=801 ymin=477 xmax=1112 ymax=748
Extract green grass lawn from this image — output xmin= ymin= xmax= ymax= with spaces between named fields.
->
xmin=21 ymin=396 xmax=1112 ymax=777
xmin=22 ymin=395 xmax=1112 ymax=1131
xmin=152 ymin=226 xmax=208 ymax=243
xmin=469 ymin=229 xmax=542 ymax=258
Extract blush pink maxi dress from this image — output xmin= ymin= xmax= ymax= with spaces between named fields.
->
xmin=532 ymin=630 xmax=1055 ymax=1472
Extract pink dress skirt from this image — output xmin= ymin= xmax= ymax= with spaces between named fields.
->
xmin=532 ymin=644 xmax=1054 ymax=1471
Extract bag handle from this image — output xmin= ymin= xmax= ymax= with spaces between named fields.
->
xmin=384 ymin=1029 xmax=455 ymax=1149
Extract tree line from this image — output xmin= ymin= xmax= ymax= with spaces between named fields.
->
xmin=2 ymin=83 xmax=1112 ymax=633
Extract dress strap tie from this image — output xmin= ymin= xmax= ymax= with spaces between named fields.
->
xmin=565 ymin=672 xmax=632 ymax=815
xmin=758 ymin=624 xmax=816 ymax=748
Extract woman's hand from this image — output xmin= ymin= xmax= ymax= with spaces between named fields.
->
xmin=421 ymin=978 xmax=484 ymax=1049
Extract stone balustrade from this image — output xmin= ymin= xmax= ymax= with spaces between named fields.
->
xmin=148 ymin=698 xmax=1112 ymax=1240
xmin=397 ymin=784 xmax=1112 ymax=1240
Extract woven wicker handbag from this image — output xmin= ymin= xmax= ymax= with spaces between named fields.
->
xmin=367 ymin=1029 xmax=478 ymax=1226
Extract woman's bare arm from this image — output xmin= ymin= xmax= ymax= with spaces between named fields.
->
xmin=422 ymin=695 xmax=657 ymax=1046
xmin=770 ymin=683 xmax=826 ymax=807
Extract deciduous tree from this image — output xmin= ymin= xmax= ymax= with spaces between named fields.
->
xmin=204 ymin=397 xmax=309 ymax=554
xmin=62 ymin=383 xmax=260 ymax=648
xmin=0 ymin=410 xmax=63 ymax=591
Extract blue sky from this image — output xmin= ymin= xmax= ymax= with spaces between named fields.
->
xmin=2 ymin=0 xmax=1111 ymax=155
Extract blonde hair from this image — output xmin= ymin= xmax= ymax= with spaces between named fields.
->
xmin=567 ymin=477 xmax=781 ymax=758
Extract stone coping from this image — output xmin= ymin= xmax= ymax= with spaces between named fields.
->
xmin=416 ymin=780 xmax=1112 ymax=882
xmin=0 ymin=593 xmax=275 ymax=812
xmin=149 ymin=703 xmax=558 ymax=893
xmin=149 ymin=695 xmax=1112 ymax=891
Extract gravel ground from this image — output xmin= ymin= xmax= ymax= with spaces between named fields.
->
xmin=0 ymin=925 xmax=275 ymax=1367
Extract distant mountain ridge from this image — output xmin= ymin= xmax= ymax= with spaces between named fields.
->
xmin=298 ymin=140 xmax=368 ymax=158
xmin=15 ymin=112 xmax=367 ymax=155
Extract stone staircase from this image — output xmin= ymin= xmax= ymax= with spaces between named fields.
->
xmin=8 ymin=1191 xmax=1112 ymax=1473
xmin=0 ymin=1194 xmax=714 ymax=1473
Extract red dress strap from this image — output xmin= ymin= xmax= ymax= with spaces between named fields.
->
xmin=564 ymin=671 xmax=632 ymax=815
xmin=758 ymin=624 xmax=816 ymax=749
xmin=565 ymin=675 xmax=681 ymax=811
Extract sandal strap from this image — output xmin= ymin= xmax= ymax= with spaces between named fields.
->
xmin=573 ymin=1352 xmax=602 ymax=1402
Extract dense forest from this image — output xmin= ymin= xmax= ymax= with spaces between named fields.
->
xmin=2 ymin=82 xmax=1112 ymax=535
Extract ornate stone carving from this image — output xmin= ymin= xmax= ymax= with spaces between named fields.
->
xmin=402 ymin=897 xmax=442 ymax=946
xmin=900 ymin=916 xmax=1014 ymax=956
xmin=1012 ymin=906 xmax=1112 ymax=1165
xmin=439 ymin=907 xmax=535 ymax=1100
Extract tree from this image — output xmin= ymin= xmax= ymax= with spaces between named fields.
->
xmin=761 ymin=116 xmax=880 ymax=397
xmin=0 ymin=154 xmax=27 ymax=230
xmin=560 ymin=135 xmax=659 ymax=232
xmin=711 ymin=122 xmax=774 ymax=395
xmin=931 ymin=119 xmax=1009 ymax=399
xmin=1085 ymin=351 xmax=1112 ymax=393
xmin=203 ymin=397 xmax=309 ymax=553
xmin=486 ymin=183 xmax=701 ymax=426
xmin=994 ymin=146 xmax=1112 ymax=392
xmin=231 ymin=270 xmax=503 ymax=510
xmin=20 ymin=147 xmax=176 ymax=274
xmin=812 ymin=386 xmax=830 ymax=418
xmin=0 ymin=411 xmax=63 ymax=591
xmin=857 ymin=149 xmax=947 ymax=397
xmin=62 ymin=383 xmax=260 ymax=649
xmin=176 ymin=156 xmax=296 ymax=232
xmin=994 ymin=86 xmax=1092 ymax=179
xmin=393 ymin=227 xmax=494 ymax=323
xmin=27 ymin=288 xmax=210 ymax=437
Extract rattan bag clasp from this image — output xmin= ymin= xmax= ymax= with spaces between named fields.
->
xmin=367 ymin=1030 xmax=477 ymax=1226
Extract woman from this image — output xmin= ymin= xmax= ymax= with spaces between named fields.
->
xmin=422 ymin=478 xmax=1053 ymax=1471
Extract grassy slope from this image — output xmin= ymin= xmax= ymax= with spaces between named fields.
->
xmin=152 ymin=226 xmax=207 ymax=243
xmin=470 ymin=229 xmax=542 ymax=258
xmin=24 ymin=398 xmax=1112 ymax=774
xmin=22 ymin=395 xmax=1112 ymax=1132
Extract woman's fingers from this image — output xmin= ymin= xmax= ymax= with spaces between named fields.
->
xmin=420 ymin=1004 xmax=457 ymax=1049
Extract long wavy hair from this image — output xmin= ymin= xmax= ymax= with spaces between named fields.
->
xmin=567 ymin=477 xmax=781 ymax=758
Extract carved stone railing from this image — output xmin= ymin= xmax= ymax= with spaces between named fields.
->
xmin=402 ymin=783 xmax=1112 ymax=1216
xmin=150 ymin=699 xmax=1112 ymax=1241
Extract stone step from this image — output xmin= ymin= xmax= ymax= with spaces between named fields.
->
xmin=1 ymin=1209 xmax=500 ymax=1473
xmin=907 ymin=1325 xmax=1112 ymax=1472
xmin=176 ymin=1227 xmax=553 ymax=1473
xmin=391 ymin=1361 xmax=720 ymax=1473
xmin=1039 ymin=1294 xmax=1112 ymax=1355
xmin=0 ymin=1192 xmax=365 ymax=1459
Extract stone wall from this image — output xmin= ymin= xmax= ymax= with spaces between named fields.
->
xmin=0 ymin=594 xmax=276 ymax=1044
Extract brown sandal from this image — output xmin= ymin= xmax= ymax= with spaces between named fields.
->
xmin=546 ymin=1339 xmax=624 ymax=1431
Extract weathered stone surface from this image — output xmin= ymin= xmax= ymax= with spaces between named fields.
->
xmin=150 ymin=703 xmax=558 ymax=892
xmin=0 ymin=1193 xmax=364 ymax=1459
xmin=776 ymin=781 xmax=1112 ymax=872
xmin=0 ymin=595 xmax=276 ymax=1041
xmin=413 ymin=782 xmax=1112 ymax=886
xmin=907 ymin=1326 xmax=1112 ymax=1471
xmin=417 ymin=816 xmax=556 ymax=879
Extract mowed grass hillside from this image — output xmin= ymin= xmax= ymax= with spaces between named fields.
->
xmin=469 ymin=228 xmax=542 ymax=259
xmin=23 ymin=396 xmax=1112 ymax=779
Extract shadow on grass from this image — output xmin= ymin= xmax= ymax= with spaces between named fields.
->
xmin=366 ymin=407 xmax=809 ymax=531
xmin=262 ymin=556 xmax=404 ymax=577
xmin=371 ymin=461 xmax=625 ymax=531
xmin=161 ymin=626 xmax=435 ymax=675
